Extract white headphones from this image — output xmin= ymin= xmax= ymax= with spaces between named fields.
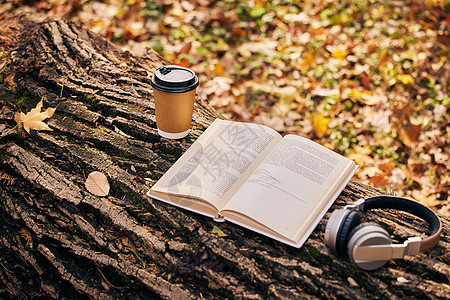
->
xmin=324 ymin=196 xmax=442 ymax=270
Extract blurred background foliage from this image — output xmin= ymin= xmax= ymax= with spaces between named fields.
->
xmin=7 ymin=0 xmax=450 ymax=215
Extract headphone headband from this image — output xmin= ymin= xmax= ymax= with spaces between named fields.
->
xmin=325 ymin=195 xmax=442 ymax=270
xmin=352 ymin=196 xmax=442 ymax=252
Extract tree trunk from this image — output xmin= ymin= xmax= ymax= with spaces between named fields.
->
xmin=0 ymin=8 xmax=448 ymax=300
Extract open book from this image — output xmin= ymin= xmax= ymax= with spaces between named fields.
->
xmin=147 ymin=119 xmax=358 ymax=247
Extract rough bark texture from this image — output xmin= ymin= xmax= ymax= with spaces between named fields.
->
xmin=0 ymin=8 xmax=449 ymax=300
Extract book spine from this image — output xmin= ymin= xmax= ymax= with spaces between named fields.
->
xmin=214 ymin=213 xmax=226 ymax=222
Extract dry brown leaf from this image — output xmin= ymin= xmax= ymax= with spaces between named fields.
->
xmin=379 ymin=49 xmax=389 ymax=64
xmin=397 ymin=277 xmax=410 ymax=283
xmin=348 ymin=153 xmax=375 ymax=168
xmin=379 ymin=162 xmax=395 ymax=173
xmin=177 ymin=41 xmax=192 ymax=55
xmin=16 ymin=99 xmax=56 ymax=134
xmin=18 ymin=228 xmax=33 ymax=248
xmin=347 ymin=277 xmax=359 ymax=287
xmin=392 ymin=103 xmax=413 ymax=123
xmin=368 ymin=174 xmax=389 ymax=188
xmin=202 ymin=77 xmax=233 ymax=96
xmin=85 ymin=171 xmax=110 ymax=197
xmin=399 ymin=124 xmax=421 ymax=148
xmin=5 ymin=73 xmax=17 ymax=87
xmin=412 ymin=191 xmax=441 ymax=208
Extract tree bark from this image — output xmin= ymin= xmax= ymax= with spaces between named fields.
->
xmin=0 ymin=8 xmax=448 ymax=300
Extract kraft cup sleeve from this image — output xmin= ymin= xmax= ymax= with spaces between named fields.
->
xmin=153 ymin=89 xmax=196 ymax=134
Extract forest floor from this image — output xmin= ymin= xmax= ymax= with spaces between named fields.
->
xmin=5 ymin=0 xmax=450 ymax=216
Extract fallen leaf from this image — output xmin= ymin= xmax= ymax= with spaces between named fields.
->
xmin=398 ymin=124 xmax=421 ymax=148
xmin=368 ymin=174 xmax=389 ymax=188
xmin=313 ymin=114 xmax=331 ymax=138
xmin=277 ymin=86 xmax=298 ymax=102
xmin=347 ymin=152 xmax=375 ymax=167
xmin=397 ymin=276 xmax=410 ymax=283
xmin=348 ymin=88 xmax=372 ymax=101
xmin=177 ymin=41 xmax=192 ymax=55
xmin=358 ymin=166 xmax=383 ymax=178
xmin=214 ymin=63 xmax=225 ymax=75
xmin=237 ymin=39 xmax=277 ymax=58
xmin=300 ymin=51 xmax=316 ymax=68
xmin=412 ymin=191 xmax=441 ymax=208
xmin=348 ymin=277 xmax=359 ymax=287
xmin=361 ymin=75 xmax=371 ymax=89
xmin=202 ymin=77 xmax=233 ymax=96
xmin=331 ymin=47 xmax=349 ymax=61
xmin=216 ymin=38 xmax=229 ymax=52
xmin=160 ymin=23 xmax=168 ymax=34
xmin=18 ymin=228 xmax=33 ymax=248
xmin=16 ymin=98 xmax=56 ymax=134
xmin=255 ymin=113 xmax=285 ymax=131
xmin=85 ymin=171 xmax=110 ymax=196
xmin=175 ymin=58 xmax=189 ymax=68
xmin=379 ymin=162 xmax=395 ymax=173
xmin=5 ymin=73 xmax=17 ymax=87
xmin=114 ymin=125 xmax=133 ymax=138
xmin=122 ymin=237 xmax=146 ymax=267
xmin=396 ymin=74 xmax=415 ymax=85
xmin=212 ymin=225 xmax=228 ymax=237
xmin=14 ymin=112 xmax=21 ymax=125
xmin=379 ymin=49 xmax=389 ymax=64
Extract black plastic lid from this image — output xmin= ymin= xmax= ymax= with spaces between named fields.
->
xmin=151 ymin=65 xmax=199 ymax=93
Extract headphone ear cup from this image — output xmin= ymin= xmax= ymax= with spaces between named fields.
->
xmin=334 ymin=210 xmax=362 ymax=255
xmin=325 ymin=209 xmax=362 ymax=255
xmin=347 ymin=223 xmax=392 ymax=271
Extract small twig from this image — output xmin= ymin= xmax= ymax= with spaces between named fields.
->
xmin=131 ymin=85 xmax=140 ymax=97
xmin=96 ymin=267 xmax=118 ymax=288
xmin=59 ymin=75 xmax=68 ymax=98
xmin=0 ymin=258 xmax=13 ymax=273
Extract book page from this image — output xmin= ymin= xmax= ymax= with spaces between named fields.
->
xmin=149 ymin=119 xmax=282 ymax=211
xmin=222 ymin=135 xmax=356 ymax=239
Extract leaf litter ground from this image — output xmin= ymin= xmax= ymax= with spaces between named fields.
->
xmin=16 ymin=0 xmax=450 ymax=216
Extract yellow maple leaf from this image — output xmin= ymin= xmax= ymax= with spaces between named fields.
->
xmin=331 ymin=47 xmax=349 ymax=61
xmin=212 ymin=225 xmax=228 ymax=237
xmin=300 ymin=51 xmax=316 ymax=68
xmin=15 ymin=99 xmax=56 ymax=134
xmin=396 ymin=74 xmax=414 ymax=85
xmin=313 ymin=114 xmax=331 ymax=138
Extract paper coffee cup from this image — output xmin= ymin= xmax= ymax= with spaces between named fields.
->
xmin=151 ymin=65 xmax=199 ymax=139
